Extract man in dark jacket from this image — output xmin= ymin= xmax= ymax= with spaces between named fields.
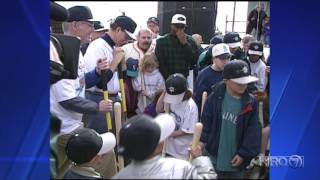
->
xmin=200 ymin=60 xmax=262 ymax=179
xmin=246 ymin=4 xmax=267 ymax=40
xmin=155 ymin=14 xmax=198 ymax=80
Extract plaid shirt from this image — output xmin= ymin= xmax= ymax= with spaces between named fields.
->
xmin=155 ymin=33 xmax=198 ymax=79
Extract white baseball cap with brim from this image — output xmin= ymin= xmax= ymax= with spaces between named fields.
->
xmin=98 ymin=132 xmax=116 ymax=155
xmin=248 ymin=50 xmax=263 ymax=56
xmin=164 ymin=91 xmax=186 ymax=105
xmin=227 ymin=42 xmax=241 ymax=48
xmin=230 ymin=76 xmax=259 ymax=84
xmin=154 ymin=113 xmax=176 ymax=142
xmin=171 ymin=14 xmax=187 ymax=25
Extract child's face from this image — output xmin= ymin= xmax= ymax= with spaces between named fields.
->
xmin=225 ymin=80 xmax=248 ymax=95
xmin=214 ymin=57 xmax=230 ymax=71
xmin=249 ymin=54 xmax=260 ymax=63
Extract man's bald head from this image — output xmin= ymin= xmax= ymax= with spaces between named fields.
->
xmin=192 ymin=34 xmax=203 ymax=47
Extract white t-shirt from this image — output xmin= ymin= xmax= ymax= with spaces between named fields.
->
xmin=249 ymin=59 xmax=267 ymax=92
xmin=84 ymin=37 xmax=120 ymax=94
xmin=165 ymin=98 xmax=199 ymax=160
xmin=132 ymin=69 xmax=165 ymax=114
xmin=50 ymin=52 xmax=86 ymax=134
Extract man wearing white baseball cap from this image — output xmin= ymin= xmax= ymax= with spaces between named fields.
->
xmin=200 ymin=60 xmax=261 ymax=179
xmin=155 ymin=14 xmax=198 ymax=80
xmin=193 ymin=43 xmax=231 ymax=118
xmin=113 ymin=114 xmax=217 ymax=179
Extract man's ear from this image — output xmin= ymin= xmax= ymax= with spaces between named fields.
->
xmin=71 ymin=21 xmax=78 ymax=31
xmin=116 ymin=26 xmax=122 ymax=33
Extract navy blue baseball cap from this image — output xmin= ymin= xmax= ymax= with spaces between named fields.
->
xmin=114 ymin=16 xmax=137 ymax=40
xmin=147 ymin=17 xmax=159 ymax=25
xmin=67 ymin=6 xmax=93 ymax=22
xmin=126 ymin=58 xmax=139 ymax=77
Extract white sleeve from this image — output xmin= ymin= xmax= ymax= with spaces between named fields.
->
xmin=256 ymin=65 xmax=266 ymax=92
xmin=147 ymin=72 xmax=165 ymax=98
xmin=132 ymin=73 xmax=142 ymax=91
xmin=181 ymin=101 xmax=199 ymax=134
xmin=83 ymin=42 xmax=106 ymax=72
xmin=51 ymin=79 xmax=77 ymax=102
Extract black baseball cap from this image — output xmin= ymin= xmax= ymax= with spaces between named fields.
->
xmin=164 ymin=73 xmax=188 ymax=104
xmin=248 ymin=41 xmax=264 ymax=56
xmin=224 ymin=32 xmax=241 ymax=48
xmin=114 ymin=15 xmax=137 ymax=40
xmin=223 ymin=60 xmax=258 ymax=84
xmin=118 ymin=114 xmax=175 ymax=161
xmin=50 ymin=2 xmax=69 ymax=22
xmin=147 ymin=17 xmax=159 ymax=25
xmin=67 ymin=6 xmax=93 ymax=22
xmin=65 ymin=128 xmax=116 ymax=164
xmin=210 ymin=35 xmax=224 ymax=45
xmin=93 ymin=21 xmax=107 ymax=32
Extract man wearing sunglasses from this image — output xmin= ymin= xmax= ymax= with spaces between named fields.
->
xmin=155 ymin=14 xmax=198 ymax=80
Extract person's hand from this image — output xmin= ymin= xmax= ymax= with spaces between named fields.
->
xmin=231 ymin=154 xmax=243 ymax=167
xmin=265 ymin=66 xmax=270 ymax=75
xmin=199 ymin=142 xmax=206 ymax=150
xmin=113 ymin=47 xmax=124 ymax=56
xmin=176 ymin=29 xmax=187 ymax=45
xmin=110 ymin=47 xmax=125 ymax=72
xmin=98 ymin=99 xmax=113 ymax=112
xmin=188 ymin=144 xmax=202 ymax=159
xmin=96 ymin=58 xmax=109 ymax=75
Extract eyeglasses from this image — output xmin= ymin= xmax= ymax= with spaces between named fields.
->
xmin=79 ymin=21 xmax=94 ymax=28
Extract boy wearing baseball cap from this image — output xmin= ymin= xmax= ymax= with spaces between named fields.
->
xmin=223 ymin=32 xmax=246 ymax=61
xmin=247 ymin=41 xmax=267 ymax=92
xmin=113 ymin=114 xmax=217 ymax=179
xmin=63 ymin=128 xmax=116 ymax=179
xmin=200 ymin=60 xmax=262 ymax=179
xmin=193 ymin=43 xmax=231 ymax=118
xmin=155 ymin=73 xmax=198 ymax=160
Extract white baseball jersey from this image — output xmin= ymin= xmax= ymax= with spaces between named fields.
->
xmin=50 ymin=51 xmax=86 ymax=134
xmin=249 ymin=59 xmax=267 ymax=92
xmin=165 ymin=98 xmax=198 ymax=160
xmin=84 ymin=37 xmax=120 ymax=94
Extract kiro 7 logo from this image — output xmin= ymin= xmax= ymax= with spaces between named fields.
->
xmin=266 ymin=155 xmax=304 ymax=168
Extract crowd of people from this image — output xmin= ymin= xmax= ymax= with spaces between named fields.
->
xmin=50 ymin=2 xmax=270 ymax=179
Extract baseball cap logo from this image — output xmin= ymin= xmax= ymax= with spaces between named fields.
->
xmin=242 ymin=66 xmax=248 ymax=74
xmin=234 ymin=37 xmax=239 ymax=41
xmin=178 ymin=17 xmax=185 ymax=21
xmin=168 ymin=86 xmax=175 ymax=93
xmin=254 ymin=45 xmax=259 ymax=50
xmin=223 ymin=45 xmax=228 ymax=52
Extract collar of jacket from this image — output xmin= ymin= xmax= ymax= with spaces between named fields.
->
xmin=101 ymin=33 xmax=115 ymax=49
xmin=210 ymin=81 xmax=254 ymax=115
xmin=70 ymin=164 xmax=102 ymax=178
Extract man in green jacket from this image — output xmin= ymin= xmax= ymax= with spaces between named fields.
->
xmin=155 ymin=14 xmax=198 ymax=80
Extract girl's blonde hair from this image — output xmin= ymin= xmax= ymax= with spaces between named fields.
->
xmin=140 ymin=52 xmax=159 ymax=72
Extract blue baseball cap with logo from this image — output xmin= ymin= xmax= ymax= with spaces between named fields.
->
xmin=126 ymin=58 xmax=139 ymax=78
